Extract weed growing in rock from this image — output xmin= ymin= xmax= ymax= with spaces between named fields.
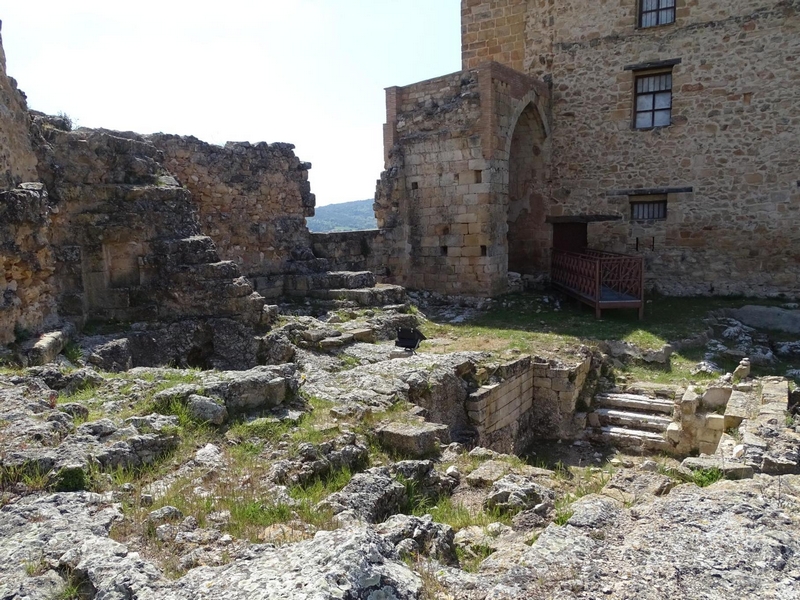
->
xmin=23 ymin=553 xmax=48 ymax=577
xmin=553 ymin=503 xmax=574 ymax=526
xmin=691 ymin=467 xmax=724 ymax=487
xmin=63 ymin=341 xmax=82 ymax=364
xmin=455 ymin=544 xmax=494 ymax=572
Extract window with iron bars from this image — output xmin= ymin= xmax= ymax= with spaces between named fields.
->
xmin=635 ymin=72 xmax=672 ymax=129
xmin=640 ymin=0 xmax=676 ymax=28
xmin=630 ymin=196 xmax=668 ymax=220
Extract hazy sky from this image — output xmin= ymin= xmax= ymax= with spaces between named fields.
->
xmin=0 ymin=0 xmax=461 ymax=205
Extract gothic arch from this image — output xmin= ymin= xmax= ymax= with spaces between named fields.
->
xmin=506 ymin=97 xmax=550 ymax=276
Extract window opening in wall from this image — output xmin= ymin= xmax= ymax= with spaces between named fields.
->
xmin=474 ymin=170 xmax=482 ymax=184
xmin=411 ymin=181 xmax=419 ymax=190
xmin=635 ymin=72 xmax=672 ymax=129
xmin=630 ymin=196 xmax=667 ymax=220
xmin=480 ymin=245 xmax=487 ymax=257
xmin=640 ymin=0 xmax=676 ymax=28
xmin=441 ymin=246 xmax=448 ymax=256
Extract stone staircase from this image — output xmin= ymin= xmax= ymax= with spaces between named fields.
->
xmin=285 ymin=270 xmax=406 ymax=307
xmin=587 ymin=390 xmax=677 ymax=452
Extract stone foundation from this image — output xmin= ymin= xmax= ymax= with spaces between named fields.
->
xmin=467 ymin=352 xmax=595 ymax=453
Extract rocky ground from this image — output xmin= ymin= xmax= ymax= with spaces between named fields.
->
xmin=2 ymin=302 xmax=800 ymax=599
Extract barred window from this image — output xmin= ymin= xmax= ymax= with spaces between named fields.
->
xmin=631 ymin=197 xmax=667 ymax=220
xmin=635 ymin=72 xmax=672 ymax=129
xmin=640 ymin=0 xmax=676 ymax=28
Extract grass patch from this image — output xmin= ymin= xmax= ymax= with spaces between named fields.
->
xmin=553 ymin=505 xmax=574 ymax=526
xmin=419 ymin=292 xmax=785 ymax=360
xmin=456 ymin=544 xmax=495 ymax=572
xmin=23 ymin=553 xmax=48 ymax=577
xmin=691 ymin=467 xmax=725 ymax=487
xmin=416 ymin=496 xmax=512 ymax=531
xmin=63 ymin=341 xmax=82 ymax=364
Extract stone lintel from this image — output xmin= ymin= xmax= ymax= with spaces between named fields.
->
xmin=623 ymin=58 xmax=683 ymax=71
xmin=608 ymin=187 xmax=694 ymax=197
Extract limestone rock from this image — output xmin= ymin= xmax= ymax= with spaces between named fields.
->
xmin=466 ymin=459 xmax=511 ymax=487
xmin=376 ymin=420 xmax=449 ymax=458
xmin=319 ymin=467 xmax=406 ymax=523
xmin=681 ymin=456 xmax=754 ymax=479
xmin=603 ymin=470 xmax=675 ymax=501
xmin=377 ymin=513 xmax=458 ymax=565
xmin=186 ymin=394 xmax=228 ymax=425
xmin=87 ymin=337 xmax=132 ymax=372
xmin=484 ymin=474 xmax=555 ymax=513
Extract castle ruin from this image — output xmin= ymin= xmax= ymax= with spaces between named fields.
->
xmin=2 ymin=1 xmax=800 ymax=348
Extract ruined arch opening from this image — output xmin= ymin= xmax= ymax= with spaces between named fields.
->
xmin=506 ymin=102 xmax=549 ymax=277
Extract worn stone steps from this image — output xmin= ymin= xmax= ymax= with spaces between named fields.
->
xmin=308 ymin=271 xmax=377 ymax=291
xmin=306 ymin=284 xmax=406 ymax=307
xmin=595 ymin=408 xmax=672 ymax=432
xmin=595 ymin=425 xmax=672 ymax=452
xmin=595 ymin=393 xmax=674 ymax=414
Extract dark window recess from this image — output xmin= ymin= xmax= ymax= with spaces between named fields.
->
xmin=635 ymin=72 xmax=672 ymax=129
xmin=474 ymin=170 xmax=483 ymax=184
xmin=411 ymin=181 xmax=419 ymax=190
xmin=631 ymin=200 xmax=667 ymax=220
xmin=441 ymin=246 xmax=448 ymax=256
xmin=640 ymin=0 xmax=676 ymax=28
xmin=480 ymin=245 xmax=487 ymax=257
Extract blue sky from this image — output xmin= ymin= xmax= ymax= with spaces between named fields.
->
xmin=0 ymin=0 xmax=461 ymax=205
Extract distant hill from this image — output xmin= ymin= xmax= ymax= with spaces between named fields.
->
xmin=307 ymin=199 xmax=378 ymax=233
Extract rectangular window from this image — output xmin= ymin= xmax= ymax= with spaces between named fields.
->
xmin=640 ymin=0 xmax=676 ymax=28
xmin=631 ymin=196 xmax=667 ymax=220
xmin=635 ymin=72 xmax=672 ymax=129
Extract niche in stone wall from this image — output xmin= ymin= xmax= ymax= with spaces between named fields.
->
xmin=507 ymin=103 xmax=549 ymax=275
xmin=103 ymin=242 xmax=142 ymax=288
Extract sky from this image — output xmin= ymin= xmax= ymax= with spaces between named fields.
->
xmin=0 ymin=0 xmax=461 ymax=206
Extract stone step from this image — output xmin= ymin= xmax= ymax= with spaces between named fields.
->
xmin=306 ymin=284 xmax=406 ymax=307
xmin=622 ymin=382 xmax=682 ymax=400
xmin=723 ymin=389 xmax=760 ymax=429
xmin=595 ymin=408 xmax=672 ymax=432
xmin=594 ymin=393 xmax=674 ymax=414
xmin=594 ymin=425 xmax=671 ymax=452
xmin=309 ymin=271 xmax=377 ymax=290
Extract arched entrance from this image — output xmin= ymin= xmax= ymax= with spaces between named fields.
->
xmin=506 ymin=102 xmax=549 ymax=276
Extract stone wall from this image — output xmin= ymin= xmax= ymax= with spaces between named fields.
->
xmin=32 ymin=120 xmax=266 ymax=330
xmin=0 ymin=21 xmax=37 ymax=190
xmin=151 ymin=135 xmax=319 ymax=299
xmin=0 ymin=183 xmax=57 ymax=345
xmin=466 ymin=352 xmax=594 ymax=453
xmin=376 ymin=63 xmax=549 ymax=295
xmin=310 ymin=230 xmax=384 ymax=274
xmin=458 ymin=0 xmax=800 ymax=297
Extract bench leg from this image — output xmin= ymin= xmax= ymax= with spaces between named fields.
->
xmin=595 ymin=305 xmax=602 ymax=319
xmin=638 ymin=305 xmax=644 ymax=320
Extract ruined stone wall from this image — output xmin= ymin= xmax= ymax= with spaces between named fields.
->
xmin=310 ymin=230 xmax=384 ymax=274
xmin=461 ymin=0 xmax=800 ymax=296
xmin=0 ymin=21 xmax=37 ymax=190
xmin=0 ymin=183 xmax=57 ymax=345
xmin=467 ymin=353 xmax=594 ymax=453
xmin=152 ymin=135 xmax=318 ymax=298
xmin=0 ymin=26 xmax=53 ymax=345
xmin=377 ymin=70 xmax=487 ymax=293
xmin=32 ymin=122 xmax=266 ymax=328
xmin=377 ymin=64 xmax=549 ymax=296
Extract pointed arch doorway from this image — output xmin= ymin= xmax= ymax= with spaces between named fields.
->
xmin=506 ymin=102 xmax=549 ymax=278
